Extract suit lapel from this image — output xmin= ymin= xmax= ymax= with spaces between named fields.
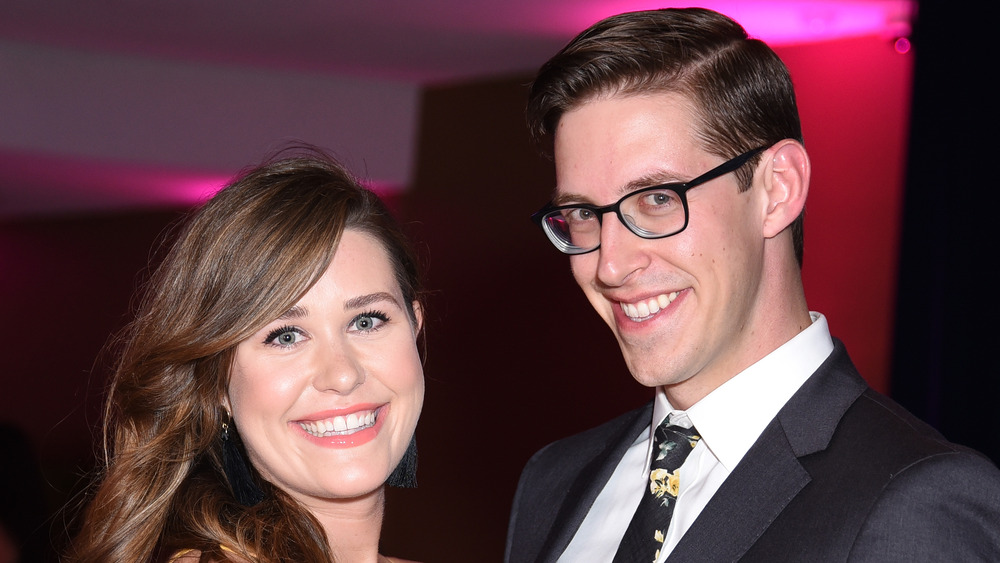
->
xmin=535 ymin=403 xmax=653 ymax=563
xmin=667 ymin=342 xmax=866 ymax=562
xmin=667 ymin=418 xmax=810 ymax=562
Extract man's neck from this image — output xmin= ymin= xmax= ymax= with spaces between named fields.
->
xmin=664 ymin=296 xmax=812 ymax=411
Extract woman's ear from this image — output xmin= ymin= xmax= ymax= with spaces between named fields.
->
xmin=411 ymin=300 xmax=424 ymax=336
xmin=761 ymin=140 xmax=810 ymax=239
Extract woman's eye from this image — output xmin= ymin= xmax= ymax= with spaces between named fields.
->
xmin=264 ymin=326 xmax=306 ymax=347
xmin=350 ymin=311 xmax=389 ymax=333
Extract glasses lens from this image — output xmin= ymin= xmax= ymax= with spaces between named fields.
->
xmin=544 ymin=208 xmax=600 ymax=253
xmin=620 ymin=187 xmax=685 ymax=238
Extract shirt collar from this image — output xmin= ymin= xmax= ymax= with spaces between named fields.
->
xmin=648 ymin=312 xmax=834 ymax=471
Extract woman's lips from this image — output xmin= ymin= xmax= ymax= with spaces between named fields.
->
xmin=298 ymin=408 xmax=378 ymax=437
xmin=293 ymin=404 xmax=387 ymax=447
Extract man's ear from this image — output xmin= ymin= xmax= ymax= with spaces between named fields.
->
xmin=761 ymin=140 xmax=810 ymax=239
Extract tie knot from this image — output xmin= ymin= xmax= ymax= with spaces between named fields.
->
xmin=651 ymin=421 xmax=700 ymax=470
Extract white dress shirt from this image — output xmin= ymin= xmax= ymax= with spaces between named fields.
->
xmin=557 ymin=313 xmax=834 ymax=563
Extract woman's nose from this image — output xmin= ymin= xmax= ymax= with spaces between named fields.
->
xmin=312 ymin=345 xmax=365 ymax=394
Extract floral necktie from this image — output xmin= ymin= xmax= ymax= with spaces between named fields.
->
xmin=612 ymin=416 xmax=701 ymax=563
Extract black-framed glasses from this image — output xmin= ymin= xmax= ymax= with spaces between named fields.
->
xmin=530 ymin=146 xmax=768 ymax=255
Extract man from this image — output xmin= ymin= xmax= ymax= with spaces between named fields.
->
xmin=506 ymin=8 xmax=1000 ymax=562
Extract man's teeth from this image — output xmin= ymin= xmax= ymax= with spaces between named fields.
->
xmin=621 ymin=291 xmax=679 ymax=320
xmin=299 ymin=410 xmax=377 ymax=437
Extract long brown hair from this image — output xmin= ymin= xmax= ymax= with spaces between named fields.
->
xmin=66 ymin=149 xmax=423 ymax=562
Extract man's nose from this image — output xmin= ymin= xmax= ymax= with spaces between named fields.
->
xmin=595 ymin=213 xmax=650 ymax=287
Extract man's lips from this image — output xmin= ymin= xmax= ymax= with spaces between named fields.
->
xmin=619 ymin=290 xmax=681 ymax=321
xmin=296 ymin=405 xmax=384 ymax=438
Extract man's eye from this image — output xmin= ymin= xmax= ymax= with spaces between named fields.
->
xmin=643 ymin=190 xmax=678 ymax=206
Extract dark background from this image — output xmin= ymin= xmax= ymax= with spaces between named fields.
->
xmin=890 ymin=1 xmax=1000 ymax=470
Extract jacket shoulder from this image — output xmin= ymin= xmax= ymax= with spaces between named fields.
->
xmin=506 ymin=403 xmax=650 ymax=563
xmin=744 ymin=386 xmax=1000 ymax=560
xmin=526 ymin=403 xmax=651 ymax=472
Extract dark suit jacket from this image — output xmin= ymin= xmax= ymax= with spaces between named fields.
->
xmin=506 ymin=342 xmax=1000 ymax=562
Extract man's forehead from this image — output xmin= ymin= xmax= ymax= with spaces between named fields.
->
xmin=556 ymin=89 xmax=701 ymax=129
xmin=551 ymin=93 xmax=707 ymax=202
xmin=553 ymin=92 xmax=702 ymax=156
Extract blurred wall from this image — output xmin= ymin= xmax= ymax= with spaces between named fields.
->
xmin=0 ymin=38 xmax=420 ymax=216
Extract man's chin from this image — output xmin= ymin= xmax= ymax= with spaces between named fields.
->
xmin=624 ymin=358 xmax=686 ymax=389
xmin=624 ymin=339 xmax=704 ymax=385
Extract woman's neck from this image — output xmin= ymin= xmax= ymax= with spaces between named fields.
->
xmin=303 ymin=487 xmax=387 ymax=563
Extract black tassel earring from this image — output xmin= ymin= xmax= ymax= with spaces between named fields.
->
xmin=386 ymin=435 xmax=418 ymax=488
xmin=221 ymin=417 xmax=266 ymax=506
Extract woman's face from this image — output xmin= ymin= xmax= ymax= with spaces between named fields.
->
xmin=226 ymin=229 xmax=424 ymax=504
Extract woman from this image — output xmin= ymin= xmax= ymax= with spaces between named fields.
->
xmin=67 ymin=150 xmax=424 ymax=563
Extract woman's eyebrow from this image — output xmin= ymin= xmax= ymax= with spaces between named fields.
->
xmin=344 ymin=292 xmax=400 ymax=311
xmin=277 ymin=305 xmax=309 ymax=320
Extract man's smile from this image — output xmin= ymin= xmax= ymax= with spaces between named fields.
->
xmin=620 ymin=290 xmax=681 ymax=321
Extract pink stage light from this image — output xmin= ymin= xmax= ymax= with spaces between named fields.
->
xmin=894 ymin=36 xmax=912 ymax=54
xmin=556 ymin=1 xmax=915 ymax=46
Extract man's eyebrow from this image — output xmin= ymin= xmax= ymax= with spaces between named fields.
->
xmin=552 ymin=190 xmax=590 ymax=206
xmin=344 ymin=292 xmax=401 ymax=311
xmin=621 ymin=171 xmax=687 ymax=194
xmin=552 ymin=171 xmax=688 ymax=206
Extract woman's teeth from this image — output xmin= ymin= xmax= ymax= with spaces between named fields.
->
xmin=299 ymin=410 xmax=377 ymax=437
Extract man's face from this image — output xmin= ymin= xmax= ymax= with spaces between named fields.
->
xmin=554 ymin=92 xmax=769 ymax=407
